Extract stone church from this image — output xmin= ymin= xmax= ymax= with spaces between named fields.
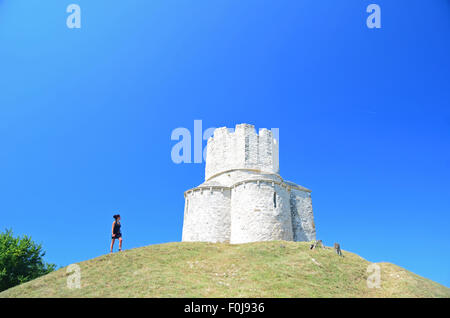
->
xmin=182 ymin=123 xmax=316 ymax=244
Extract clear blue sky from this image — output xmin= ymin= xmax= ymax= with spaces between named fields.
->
xmin=1 ymin=1 xmax=449 ymax=288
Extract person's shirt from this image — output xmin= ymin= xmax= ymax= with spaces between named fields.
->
xmin=113 ymin=221 xmax=121 ymax=234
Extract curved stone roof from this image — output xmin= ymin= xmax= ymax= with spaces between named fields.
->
xmin=197 ymin=180 xmax=223 ymax=187
xmin=284 ymin=180 xmax=312 ymax=193
xmin=184 ymin=170 xmax=311 ymax=196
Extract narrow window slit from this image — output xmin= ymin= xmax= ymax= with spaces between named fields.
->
xmin=273 ymin=192 xmax=277 ymax=208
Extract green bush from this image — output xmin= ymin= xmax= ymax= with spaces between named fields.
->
xmin=0 ymin=229 xmax=56 ymax=292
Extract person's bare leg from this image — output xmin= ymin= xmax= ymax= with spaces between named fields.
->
xmin=119 ymin=237 xmax=123 ymax=251
xmin=110 ymin=238 xmax=115 ymax=253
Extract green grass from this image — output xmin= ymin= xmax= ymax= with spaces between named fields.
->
xmin=1 ymin=241 xmax=449 ymax=298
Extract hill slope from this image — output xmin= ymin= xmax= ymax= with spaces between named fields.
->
xmin=1 ymin=241 xmax=449 ymax=298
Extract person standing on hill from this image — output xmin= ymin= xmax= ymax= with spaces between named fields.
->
xmin=110 ymin=214 xmax=122 ymax=253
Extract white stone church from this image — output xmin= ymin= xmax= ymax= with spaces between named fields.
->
xmin=182 ymin=123 xmax=316 ymax=244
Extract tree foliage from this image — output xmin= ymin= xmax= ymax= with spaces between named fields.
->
xmin=0 ymin=229 xmax=56 ymax=292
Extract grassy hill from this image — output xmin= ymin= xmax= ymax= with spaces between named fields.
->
xmin=1 ymin=241 xmax=449 ymax=298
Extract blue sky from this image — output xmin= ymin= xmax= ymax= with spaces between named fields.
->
xmin=1 ymin=1 xmax=449 ymax=288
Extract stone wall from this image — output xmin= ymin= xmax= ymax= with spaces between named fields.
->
xmin=182 ymin=187 xmax=231 ymax=242
xmin=230 ymin=181 xmax=293 ymax=244
xmin=290 ymin=188 xmax=316 ymax=241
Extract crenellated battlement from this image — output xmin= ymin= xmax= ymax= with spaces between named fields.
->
xmin=205 ymin=124 xmax=279 ymax=181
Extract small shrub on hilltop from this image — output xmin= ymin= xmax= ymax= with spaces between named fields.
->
xmin=0 ymin=229 xmax=56 ymax=292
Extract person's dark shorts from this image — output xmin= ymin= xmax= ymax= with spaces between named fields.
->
xmin=112 ymin=233 xmax=122 ymax=239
